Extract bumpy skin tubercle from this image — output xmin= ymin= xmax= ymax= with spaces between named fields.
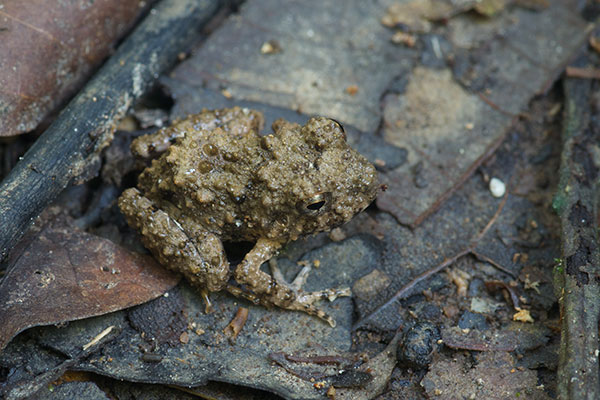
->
xmin=118 ymin=107 xmax=379 ymax=326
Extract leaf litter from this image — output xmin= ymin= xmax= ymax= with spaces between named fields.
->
xmin=0 ymin=0 xmax=591 ymax=398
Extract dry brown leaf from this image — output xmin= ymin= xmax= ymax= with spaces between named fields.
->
xmin=0 ymin=0 xmax=151 ymax=136
xmin=0 ymin=215 xmax=179 ymax=350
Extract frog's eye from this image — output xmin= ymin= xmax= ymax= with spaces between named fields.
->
xmin=329 ymin=119 xmax=346 ymax=141
xmin=297 ymin=192 xmax=332 ymax=216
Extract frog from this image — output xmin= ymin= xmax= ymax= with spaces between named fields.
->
xmin=118 ymin=107 xmax=379 ymax=326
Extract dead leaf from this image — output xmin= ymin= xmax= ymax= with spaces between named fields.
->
xmin=442 ymin=326 xmax=518 ymax=352
xmin=0 ymin=215 xmax=179 ymax=350
xmin=336 ymin=333 xmax=400 ymax=399
xmin=127 ymin=287 xmax=187 ymax=347
xmin=377 ymin=5 xmax=589 ymax=227
xmin=442 ymin=324 xmax=548 ymax=352
xmin=5 ymin=235 xmax=381 ymax=400
xmin=422 ymin=352 xmax=551 ymax=399
xmin=0 ymin=0 xmax=151 ymax=136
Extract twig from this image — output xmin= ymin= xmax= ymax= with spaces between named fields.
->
xmin=0 ymin=0 xmax=222 ymax=262
xmin=82 ymin=325 xmax=116 ymax=351
xmin=565 ymin=66 xmax=600 ymax=80
xmin=268 ymin=352 xmax=329 ymax=381
xmin=554 ymin=66 xmax=600 ymax=400
xmin=478 ymin=93 xmax=521 ymax=118
xmin=223 ymin=307 xmax=249 ymax=343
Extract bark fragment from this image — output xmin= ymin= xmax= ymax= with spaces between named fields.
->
xmin=554 ymin=65 xmax=600 ymax=400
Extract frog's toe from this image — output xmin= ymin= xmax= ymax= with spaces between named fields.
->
xmin=283 ymin=287 xmax=351 ymax=327
xmin=268 ymin=258 xmax=351 ymax=327
xmin=226 ymin=278 xmax=348 ymax=327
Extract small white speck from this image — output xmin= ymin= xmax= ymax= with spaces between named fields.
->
xmin=431 ymin=36 xmax=442 ymax=59
xmin=489 ymin=177 xmax=506 ymax=198
xmin=306 ymin=29 xmax=314 ymax=38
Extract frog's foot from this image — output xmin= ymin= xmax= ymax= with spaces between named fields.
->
xmin=272 ymin=262 xmax=350 ymax=327
xmin=269 ymin=259 xmax=351 ymax=304
xmin=226 ymin=281 xmax=348 ymax=328
xmin=232 ymin=238 xmax=350 ymax=327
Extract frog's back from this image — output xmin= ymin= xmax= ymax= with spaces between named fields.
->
xmin=170 ymin=107 xmax=264 ymax=141
xmin=136 ymin=107 xmax=268 ymax=239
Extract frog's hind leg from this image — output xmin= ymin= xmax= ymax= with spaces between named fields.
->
xmin=118 ymin=188 xmax=230 ymax=310
xmin=232 ymin=238 xmax=350 ymax=327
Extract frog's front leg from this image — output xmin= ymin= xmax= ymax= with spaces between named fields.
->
xmin=118 ymin=188 xmax=230 ymax=301
xmin=232 ymin=239 xmax=349 ymax=327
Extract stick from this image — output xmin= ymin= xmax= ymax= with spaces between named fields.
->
xmin=554 ymin=70 xmax=600 ymax=400
xmin=0 ymin=0 xmax=222 ymax=261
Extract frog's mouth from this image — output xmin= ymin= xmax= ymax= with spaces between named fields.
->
xmin=296 ymin=192 xmax=332 ymax=217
